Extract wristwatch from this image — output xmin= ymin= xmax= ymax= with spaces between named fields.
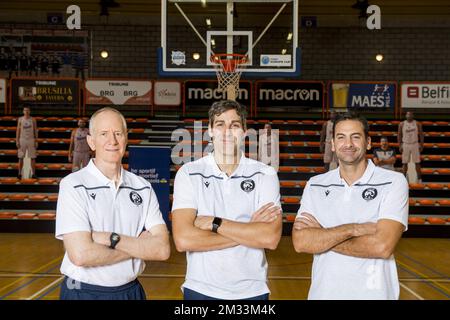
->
xmin=109 ymin=232 xmax=121 ymax=249
xmin=212 ymin=217 xmax=222 ymax=233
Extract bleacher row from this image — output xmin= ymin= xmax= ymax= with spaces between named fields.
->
xmin=0 ymin=116 xmax=449 ymax=237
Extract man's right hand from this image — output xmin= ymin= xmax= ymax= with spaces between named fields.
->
xmin=250 ymin=202 xmax=281 ymax=223
xmin=352 ymin=222 xmax=377 ymax=237
xmin=68 ymin=154 xmax=72 ymax=162
xmin=16 ymin=141 xmax=20 ymax=148
xmin=399 ymin=144 xmax=403 ymax=153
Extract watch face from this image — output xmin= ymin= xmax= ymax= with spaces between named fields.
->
xmin=112 ymin=234 xmax=119 ymax=241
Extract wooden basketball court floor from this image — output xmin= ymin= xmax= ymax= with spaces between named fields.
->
xmin=0 ymin=234 xmax=448 ymax=300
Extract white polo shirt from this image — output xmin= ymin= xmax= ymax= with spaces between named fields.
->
xmin=172 ymin=153 xmax=281 ymax=299
xmin=55 ymin=159 xmax=166 ymax=287
xmin=297 ymin=160 xmax=408 ymax=300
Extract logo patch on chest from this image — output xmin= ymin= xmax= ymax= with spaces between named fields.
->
xmin=129 ymin=191 xmax=143 ymax=206
xmin=240 ymin=179 xmax=255 ymax=192
xmin=362 ymin=188 xmax=378 ymax=201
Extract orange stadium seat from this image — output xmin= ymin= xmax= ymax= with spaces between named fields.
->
xmin=409 ymin=199 xmax=416 ymax=206
xmin=426 ymin=183 xmax=445 ymax=190
xmin=35 ymin=163 xmax=46 ymax=170
xmin=0 ymin=194 xmax=8 ymax=200
xmin=46 ymin=138 xmax=61 ymax=143
xmin=291 ymin=141 xmax=304 ymax=146
xmin=47 ymin=195 xmax=58 ymax=201
xmin=38 ymin=150 xmax=53 ymax=156
xmin=0 ymin=212 xmax=17 ymax=219
xmin=417 ymin=199 xmax=435 ymax=206
xmin=126 ymin=117 xmax=135 ymax=122
xmin=128 ymin=139 xmax=141 ymax=144
xmin=297 ymin=167 xmax=311 ymax=173
xmin=47 ymin=164 xmax=64 ymax=170
xmin=54 ymin=150 xmax=68 ymax=156
xmin=38 ymin=212 xmax=56 ymax=220
xmin=436 ymin=169 xmax=450 ymax=175
xmin=61 ymin=117 xmax=75 ymax=121
xmin=301 ymin=120 xmax=315 ymax=125
xmin=279 ymin=141 xmax=290 ymax=146
xmin=303 ymin=130 xmax=317 ymax=135
xmin=0 ymin=138 xmax=13 ymax=143
xmin=287 ymin=120 xmax=299 ymax=124
xmin=282 ymin=197 xmax=300 ymax=204
xmin=0 ymin=177 xmax=18 ymax=184
xmin=135 ymin=118 xmax=148 ymax=123
xmin=2 ymin=150 xmax=17 ymax=155
xmin=423 ymin=143 xmax=434 ymax=148
xmin=9 ymin=194 xmax=28 ymax=200
xmin=408 ymin=217 xmax=425 ymax=224
xmin=409 ymin=183 xmax=426 ymax=190
xmin=427 ymin=217 xmax=446 ymax=225
xmin=17 ymin=213 xmax=37 ymax=219
xmin=292 ymin=153 xmax=308 ymax=159
xmin=29 ymin=194 xmax=47 ymax=201
xmin=444 ymin=132 xmax=450 ymax=137
xmin=421 ymin=121 xmax=434 ymax=126
xmin=285 ymin=215 xmax=296 ymax=222
xmin=420 ymin=168 xmax=434 ymax=175
xmin=298 ymin=181 xmax=307 ymax=188
xmin=436 ymin=143 xmax=450 ymax=148
xmin=310 ymin=153 xmax=324 ymax=159
xmin=38 ymin=178 xmax=57 ymax=184
xmin=427 ymin=155 xmax=443 ymax=161
xmin=279 ymin=153 xmax=291 ymax=159
xmin=278 ymin=130 xmax=288 ymax=135
xmin=437 ymin=199 xmax=450 ymax=206
xmin=246 ymin=119 xmax=255 ymax=124
xmin=1 ymin=116 xmax=15 ymax=121
xmin=313 ymin=167 xmax=326 ymax=173
xmin=272 ymin=120 xmax=284 ymax=124
xmin=21 ymin=179 xmax=37 ymax=184
xmin=130 ymin=128 xmax=145 ymax=133
xmin=427 ymin=132 xmax=441 ymax=137
xmin=436 ymin=121 xmax=449 ymax=126
xmin=306 ymin=141 xmax=321 ymax=147
xmin=289 ymin=130 xmax=301 ymax=135
xmin=280 ymin=181 xmax=297 ymax=187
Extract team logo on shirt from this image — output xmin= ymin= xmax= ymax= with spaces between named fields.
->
xmin=240 ymin=179 xmax=255 ymax=193
xmin=129 ymin=191 xmax=143 ymax=206
xmin=325 ymin=190 xmax=330 ymax=197
xmin=204 ymin=181 xmax=210 ymax=188
xmin=362 ymin=188 xmax=378 ymax=201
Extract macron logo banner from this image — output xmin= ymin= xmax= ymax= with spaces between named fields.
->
xmin=402 ymin=83 xmax=450 ymax=108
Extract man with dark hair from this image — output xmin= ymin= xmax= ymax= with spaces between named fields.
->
xmin=172 ymin=100 xmax=282 ymax=300
xmin=398 ymin=111 xmax=424 ymax=182
xmin=373 ymin=136 xmax=396 ymax=171
xmin=320 ymin=111 xmax=338 ymax=171
xmin=292 ymin=112 xmax=408 ymax=299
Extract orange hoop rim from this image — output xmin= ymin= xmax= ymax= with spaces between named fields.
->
xmin=210 ymin=53 xmax=248 ymax=72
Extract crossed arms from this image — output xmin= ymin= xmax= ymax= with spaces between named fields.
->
xmin=63 ymin=224 xmax=170 ymax=267
xmin=292 ymin=213 xmax=405 ymax=259
xmin=172 ymin=202 xmax=282 ymax=252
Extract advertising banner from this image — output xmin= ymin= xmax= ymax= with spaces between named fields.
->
xmin=401 ymin=83 xmax=450 ymax=108
xmin=256 ymin=81 xmax=324 ymax=108
xmin=328 ymin=82 xmax=396 ymax=109
xmin=85 ymin=80 xmax=152 ymax=105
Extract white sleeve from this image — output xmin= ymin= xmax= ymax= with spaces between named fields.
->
xmin=144 ymin=185 xmax=166 ymax=231
xmin=258 ymin=166 xmax=281 ymax=208
xmin=55 ymin=178 xmax=91 ymax=240
xmin=172 ymin=166 xmax=197 ymax=211
xmin=296 ymin=180 xmax=315 ymax=218
xmin=378 ymin=174 xmax=409 ymax=231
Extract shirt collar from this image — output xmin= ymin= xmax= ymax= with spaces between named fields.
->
xmin=86 ymin=159 xmax=125 ymax=187
xmin=207 ymin=152 xmax=246 ymax=177
xmin=338 ymin=159 xmax=375 ymax=186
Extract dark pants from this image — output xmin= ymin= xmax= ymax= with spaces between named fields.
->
xmin=183 ymin=287 xmax=269 ymax=300
xmin=60 ymin=276 xmax=146 ymax=300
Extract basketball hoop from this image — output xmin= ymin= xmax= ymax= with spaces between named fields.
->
xmin=210 ymin=53 xmax=248 ymax=101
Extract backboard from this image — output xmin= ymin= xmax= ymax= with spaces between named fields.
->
xmin=159 ymin=0 xmax=300 ymax=78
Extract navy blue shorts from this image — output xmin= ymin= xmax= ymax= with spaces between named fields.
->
xmin=60 ymin=276 xmax=146 ymax=300
xmin=183 ymin=287 xmax=269 ymax=300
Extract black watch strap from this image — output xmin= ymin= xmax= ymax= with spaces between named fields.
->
xmin=212 ymin=217 xmax=222 ymax=233
xmin=109 ymin=232 xmax=121 ymax=249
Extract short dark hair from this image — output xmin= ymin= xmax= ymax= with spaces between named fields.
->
xmin=208 ymin=100 xmax=247 ymax=129
xmin=332 ymin=112 xmax=369 ymax=139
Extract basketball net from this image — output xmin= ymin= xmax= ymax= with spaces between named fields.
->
xmin=210 ymin=54 xmax=248 ymax=101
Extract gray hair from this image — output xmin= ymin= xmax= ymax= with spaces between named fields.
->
xmin=89 ymin=107 xmax=128 ymax=135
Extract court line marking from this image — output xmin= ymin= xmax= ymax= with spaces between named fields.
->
xmin=397 ymin=251 xmax=450 ymax=280
xmin=397 ymin=259 xmax=450 ymax=296
xmin=398 ymin=264 xmax=450 ymax=299
xmin=0 ymin=255 xmax=63 ymax=295
xmin=399 ymin=282 xmax=424 ymax=300
xmin=26 ymin=276 xmax=64 ymax=300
